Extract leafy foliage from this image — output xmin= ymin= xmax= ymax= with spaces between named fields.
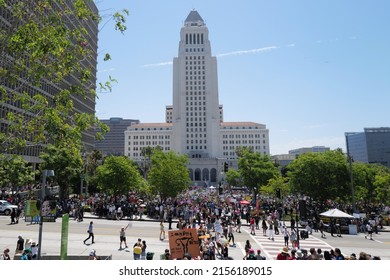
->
xmin=148 ymin=150 xmax=191 ymax=200
xmin=237 ymin=147 xmax=280 ymax=200
xmin=39 ymin=142 xmax=83 ymax=199
xmin=0 ymin=1 xmax=128 ymax=195
xmin=0 ymin=154 xmax=35 ymax=189
xmin=95 ymin=156 xmax=143 ymax=196
xmin=287 ymin=150 xmax=350 ymax=202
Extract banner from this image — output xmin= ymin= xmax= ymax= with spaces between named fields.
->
xmin=168 ymin=228 xmax=200 ymax=259
xmin=25 ymin=200 xmax=40 ymax=217
xmin=25 ymin=200 xmax=57 ymax=217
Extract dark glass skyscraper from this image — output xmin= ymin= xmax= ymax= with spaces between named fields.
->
xmin=95 ymin=118 xmax=140 ymax=156
xmin=345 ymin=127 xmax=390 ymax=168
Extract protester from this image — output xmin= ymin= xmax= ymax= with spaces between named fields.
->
xmin=119 ymin=224 xmax=129 ymax=250
xmin=159 ymin=220 xmax=165 ymax=240
xmin=276 ymin=247 xmax=290 ymax=260
xmin=16 ymin=235 xmax=24 ymax=255
xmin=243 ymin=240 xmax=251 ymax=260
xmin=83 ymin=221 xmax=95 ymax=244
xmin=133 ymin=238 xmax=142 ymax=260
xmin=255 ymin=249 xmax=266 ymax=260
xmin=0 ymin=248 xmax=11 ymax=260
xmin=141 ymin=240 xmax=147 ymax=260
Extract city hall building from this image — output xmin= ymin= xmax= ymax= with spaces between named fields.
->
xmin=125 ymin=10 xmax=269 ymax=186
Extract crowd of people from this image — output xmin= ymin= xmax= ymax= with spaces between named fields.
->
xmin=1 ymin=186 xmax=389 ymax=260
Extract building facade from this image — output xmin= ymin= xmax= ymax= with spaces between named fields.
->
xmin=95 ymin=118 xmax=140 ymax=156
xmin=0 ymin=1 xmax=99 ymax=163
xmin=288 ymin=146 xmax=330 ymax=156
xmin=125 ymin=10 xmax=270 ymax=185
xmin=345 ymin=127 xmax=390 ymax=168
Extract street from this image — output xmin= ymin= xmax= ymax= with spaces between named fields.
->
xmin=1 ymin=215 xmax=389 ymax=260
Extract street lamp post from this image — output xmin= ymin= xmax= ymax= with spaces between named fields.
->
xmin=80 ymin=152 xmax=87 ymax=197
xmin=345 ymin=135 xmax=356 ymax=213
xmin=348 ymin=155 xmax=356 ymax=213
xmin=296 ymin=203 xmax=300 ymax=249
xmin=37 ymin=169 xmax=54 ymax=260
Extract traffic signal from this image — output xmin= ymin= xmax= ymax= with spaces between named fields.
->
xmin=276 ymin=188 xmax=281 ymax=199
xmin=224 ymin=162 xmax=229 ymax=172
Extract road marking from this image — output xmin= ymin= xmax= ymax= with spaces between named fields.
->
xmin=245 ymin=228 xmax=334 ymax=260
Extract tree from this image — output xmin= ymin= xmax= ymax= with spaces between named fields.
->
xmin=374 ymin=170 xmax=390 ymax=206
xmin=148 ymin=150 xmax=190 ymax=201
xmin=0 ymin=1 xmax=109 ymax=152
xmin=84 ymin=149 xmax=103 ymax=194
xmin=39 ymin=142 xmax=83 ymax=200
xmin=262 ymin=176 xmax=290 ymax=198
xmin=140 ymin=146 xmax=154 ymax=179
xmin=0 ymin=154 xmax=35 ymax=191
xmin=225 ymin=169 xmax=242 ymax=188
xmin=353 ymin=162 xmax=390 ymax=205
xmin=287 ymin=150 xmax=350 ymax=202
xmin=237 ymin=147 xmax=280 ymax=203
xmin=0 ymin=1 xmax=127 ymax=191
xmin=95 ymin=156 xmax=143 ymax=196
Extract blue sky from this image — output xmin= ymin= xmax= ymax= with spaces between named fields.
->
xmin=94 ymin=0 xmax=390 ymax=155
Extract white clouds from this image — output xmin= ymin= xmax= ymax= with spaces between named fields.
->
xmin=97 ymin=67 xmax=115 ymax=73
xmin=216 ymin=46 xmax=278 ymax=58
xmin=141 ymin=61 xmax=173 ymax=68
xmin=140 ymin=46 xmax=278 ymax=68
xmin=286 ymin=43 xmax=295 ymax=47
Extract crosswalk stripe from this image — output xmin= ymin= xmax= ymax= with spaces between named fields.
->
xmin=244 ymin=227 xmax=334 ymax=259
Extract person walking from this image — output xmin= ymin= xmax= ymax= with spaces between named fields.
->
xmin=290 ymin=217 xmax=295 ymax=230
xmin=365 ymin=223 xmax=373 ymax=240
xmin=141 ymin=240 xmax=147 ymax=260
xmin=83 ymin=221 xmax=95 ymax=244
xmin=159 ymin=220 xmax=166 ymax=240
xmin=243 ymin=240 xmax=251 ymax=260
xmin=16 ymin=235 xmax=24 ymax=255
xmin=261 ymin=219 xmax=268 ymax=236
xmin=319 ymin=220 xmax=326 ymax=238
xmin=10 ymin=208 xmax=16 ymax=225
xmin=15 ymin=205 xmax=22 ymax=224
xmin=119 ymin=224 xmax=129 ymax=250
xmin=250 ymin=217 xmax=255 ymax=235
xmin=227 ymin=223 xmax=235 ymax=246
xmin=268 ymin=221 xmax=275 ymax=241
xmin=283 ymin=226 xmax=290 ymax=248
xmin=290 ymin=229 xmax=297 ymax=248
xmin=255 ymin=215 xmax=260 ymax=230
xmin=274 ymin=219 xmax=279 ymax=235
xmin=167 ymin=211 xmax=173 ymax=230
xmin=235 ymin=216 xmax=242 ymax=233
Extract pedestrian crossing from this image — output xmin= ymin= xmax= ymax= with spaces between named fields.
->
xmin=243 ymin=227 xmax=333 ymax=260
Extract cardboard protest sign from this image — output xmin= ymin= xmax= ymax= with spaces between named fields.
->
xmin=168 ymin=228 xmax=200 ymax=259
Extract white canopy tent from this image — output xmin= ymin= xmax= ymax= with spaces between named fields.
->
xmin=320 ymin=208 xmax=355 ymax=218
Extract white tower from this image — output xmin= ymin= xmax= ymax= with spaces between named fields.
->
xmin=172 ymin=10 xmax=221 ymax=159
